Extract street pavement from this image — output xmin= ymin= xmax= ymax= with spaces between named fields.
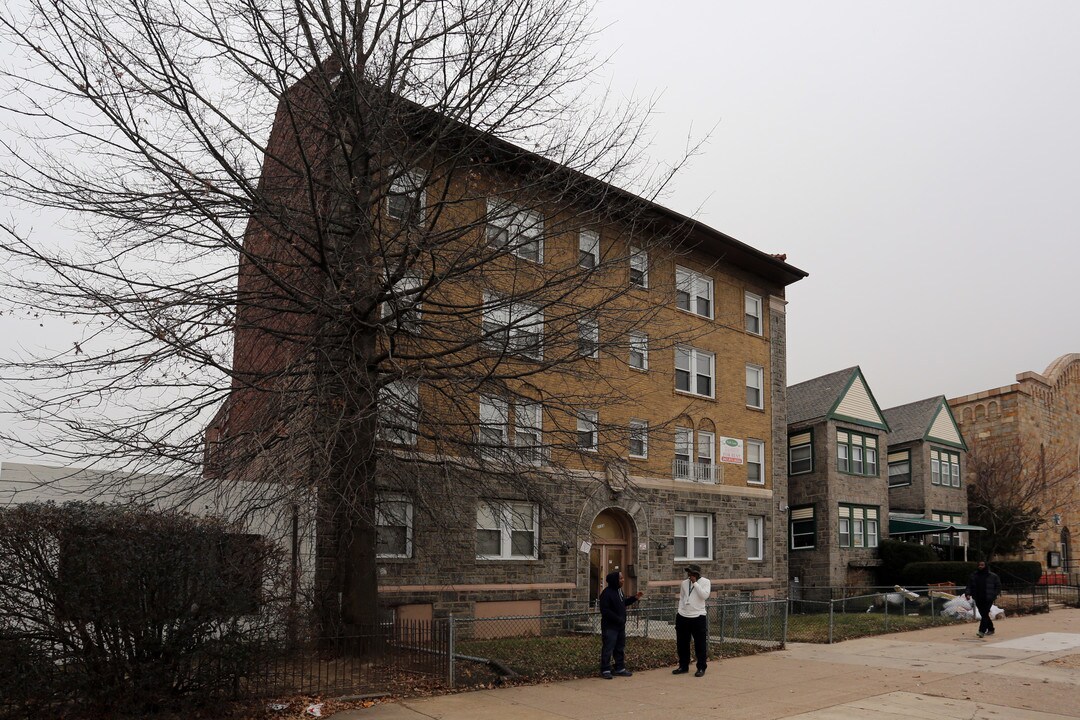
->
xmin=337 ymin=608 xmax=1080 ymax=719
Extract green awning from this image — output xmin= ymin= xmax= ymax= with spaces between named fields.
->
xmin=888 ymin=517 xmax=987 ymax=536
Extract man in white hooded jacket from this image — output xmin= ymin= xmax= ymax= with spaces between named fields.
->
xmin=673 ymin=563 xmax=711 ymax=677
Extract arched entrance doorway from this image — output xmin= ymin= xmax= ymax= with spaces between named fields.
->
xmin=588 ymin=508 xmax=636 ymax=604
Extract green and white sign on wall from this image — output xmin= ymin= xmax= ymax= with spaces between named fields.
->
xmin=719 ymin=436 xmax=744 ymax=464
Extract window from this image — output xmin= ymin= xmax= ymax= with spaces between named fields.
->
xmin=629 ymin=247 xmax=648 ymax=288
xmin=675 ymin=266 xmax=713 ymax=318
xmin=515 ymin=401 xmax=543 ymax=465
xmin=480 ymin=397 xmax=543 ymax=464
xmin=745 ymin=292 xmax=763 ymax=335
xmin=788 ymin=431 xmax=813 ymax=475
xmin=697 ymin=431 xmax=715 ymax=481
xmin=629 ymin=419 xmax=648 ymax=458
xmin=486 ymin=199 xmax=543 ymax=263
xmin=674 ymin=427 xmax=692 ymax=479
xmin=789 ymin=506 xmax=815 ymax=549
xmin=931 ymin=448 xmax=961 ymax=487
xmin=629 ymin=332 xmax=648 ymax=370
xmin=577 ymin=410 xmax=598 ymax=451
xmin=579 ymin=230 xmax=599 ymax=269
xmin=381 ymin=273 xmax=422 ymax=332
xmin=482 ymin=293 xmax=544 ymax=360
xmin=386 ymin=169 xmax=424 ymax=223
xmin=378 ymin=380 xmax=419 ymax=445
xmin=747 ymin=516 xmax=764 ymax=560
xmin=888 ymin=450 xmax=911 ymax=487
xmin=746 ymin=439 xmax=765 ymax=485
xmin=836 ymin=430 xmax=878 ymax=476
xmin=675 ymin=347 xmax=715 ymax=398
xmin=838 ymin=505 xmax=879 ymax=548
xmin=931 ymin=511 xmax=965 ymax=546
xmin=674 ymin=428 xmax=715 ymax=482
xmin=578 ymin=317 xmax=599 ymax=358
xmin=478 ymin=396 xmax=509 ymax=454
xmin=476 ymin=501 xmax=538 ymax=560
xmin=376 ymin=493 xmax=413 ymax=558
xmin=674 ymin=512 xmax=712 ymax=561
xmin=746 ymin=365 xmax=764 ymax=409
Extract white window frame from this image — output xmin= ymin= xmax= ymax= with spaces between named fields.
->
xmin=386 ymin=169 xmax=425 ymax=223
xmin=578 ymin=230 xmax=599 ymax=269
xmin=675 ymin=346 xmax=715 ymax=398
xmin=628 ymin=332 xmax=648 ymax=371
xmin=674 ymin=511 xmax=713 ymax=561
xmin=381 ymin=272 xmax=423 ymax=332
xmin=514 ymin=401 xmax=543 ymax=465
xmin=746 ymin=364 xmax=764 ymax=409
xmin=376 ymin=492 xmax=413 ymax=559
xmin=629 ymin=246 xmax=648 ymax=288
xmin=482 ymin=292 xmax=544 ymax=360
xmin=629 ymin=419 xmax=648 ymax=459
xmin=478 ymin=396 xmax=510 ymax=455
xmin=578 ymin=317 xmax=599 ymax=358
xmin=746 ymin=439 xmax=765 ymax=485
xmin=486 ymin=199 xmax=543 ymax=263
xmin=745 ymin=292 xmax=763 ymax=335
xmin=378 ymin=379 xmax=419 ymax=446
xmin=747 ymin=515 xmax=764 ymax=561
xmin=476 ymin=501 xmax=539 ymax=560
xmin=577 ymin=409 xmax=598 ymax=452
xmin=697 ymin=431 xmax=715 ymax=467
xmin=675 ymin=266 xmax=713 ymax=319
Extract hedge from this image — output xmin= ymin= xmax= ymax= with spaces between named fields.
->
xmin=901 ymin=560 xmax=1044 ymax=588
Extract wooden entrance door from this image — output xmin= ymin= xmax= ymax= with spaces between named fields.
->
xmin=588 ymin=509 xmax=633 ymax=603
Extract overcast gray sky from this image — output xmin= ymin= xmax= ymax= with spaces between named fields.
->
xmin=2 ymin=1 xmax=1078 ymax=462
xmin=591 ymin=0 xmax=1080 ymax=408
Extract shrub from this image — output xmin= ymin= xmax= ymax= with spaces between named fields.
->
xmin=876 ymin=539 xmax=937 ymax=585
xmin=900 ymin=561 xmax=976 ymax=587
xmin=989 ymin=561 xmax=1043 ymax=586
xmin=0 ymin=502 xmax=283 ymax=717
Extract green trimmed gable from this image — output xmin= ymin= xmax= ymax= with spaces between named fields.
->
xmin=827 ymin=368 xmax=890 ymax=431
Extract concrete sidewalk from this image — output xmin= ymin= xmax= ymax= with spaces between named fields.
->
xmin=337 ymin=608 xmax=1080 ymax=719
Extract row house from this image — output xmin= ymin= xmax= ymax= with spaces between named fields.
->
xmin=883 ymin=396 xmax=974 ymax=560
xmin=786 ymin=367 xmax=979 ymax=595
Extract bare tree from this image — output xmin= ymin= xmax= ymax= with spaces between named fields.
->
xmin=966 ymin=438 xmax=1076 ymax=563
xmin=0 ymin=0 xmax=720 ymax=631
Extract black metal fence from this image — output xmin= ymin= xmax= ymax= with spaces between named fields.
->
xmin=236 ymin=620 xmax=450 ymax=698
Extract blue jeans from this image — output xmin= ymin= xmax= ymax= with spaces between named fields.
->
xmin=600 ymin=622 xmax=626 ymax=672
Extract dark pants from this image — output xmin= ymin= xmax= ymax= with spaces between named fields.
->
xmin=600 ymin=622 xmax=626 ymax=672
xmin=974 ymin=597 xmax=996 ymax=634
xmin=676 ymin=613 xmax=708 ymax=671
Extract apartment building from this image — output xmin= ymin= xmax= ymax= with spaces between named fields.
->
xmin=206 ymin=73 xmax=807 ymax=621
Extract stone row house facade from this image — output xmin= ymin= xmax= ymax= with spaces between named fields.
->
xmin=785 ymin=367 xmax=974 ymax=596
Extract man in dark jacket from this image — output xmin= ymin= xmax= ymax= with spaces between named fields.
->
xmin=964 ymin=560 xmax=1002 ymax=638
xmin=598 ymin=570 xmax=643 ymax=679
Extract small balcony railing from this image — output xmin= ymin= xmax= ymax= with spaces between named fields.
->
xmin=673 ymin=458 xmax=719 ymax=484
